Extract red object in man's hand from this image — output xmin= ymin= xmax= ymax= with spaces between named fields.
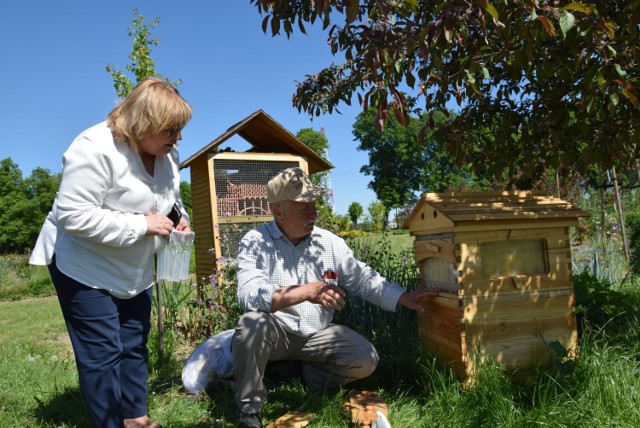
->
xmin=322 ymin=270 xmax=338 ymax=285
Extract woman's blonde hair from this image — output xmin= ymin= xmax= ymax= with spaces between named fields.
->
xmin=107 ymin=78 xmax=192 ymax=149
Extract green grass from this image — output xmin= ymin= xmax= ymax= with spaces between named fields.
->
xmin=4 ymin=293 xmax=640 ymax=427
xmin=4 ymin=299 xmax=640 ymax=427
xmin=383 ymin=231 xmax=414 ymax=255
xmin=3 ymin=251 xmax=640 ymax=427
xmin=349 ymin=230 xmax=414 ymax=256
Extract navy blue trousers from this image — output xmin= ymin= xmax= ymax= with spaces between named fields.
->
xmin=49 ymin=257 xmax=152 ymax=428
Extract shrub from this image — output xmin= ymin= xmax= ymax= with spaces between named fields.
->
xmin=338 ymin=229 xmax=369 ymax=239
xmin=626 ymin=212 xmax=640 ymax=276
xmin=177 ymin=224 xmax=244 ymax=344
xmin=0 ymin=254 xmax=55 ymax=301
xmin=573 ymin=271 xmax=639 ymax=336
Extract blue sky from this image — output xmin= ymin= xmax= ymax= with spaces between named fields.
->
xmin=0 ymin=1 xmax=377 ymax=215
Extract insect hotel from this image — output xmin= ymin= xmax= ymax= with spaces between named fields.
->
xmin=180 ymin=110 xmax=332 ymax=281
xmin=404 ymin=191 xmax=588 ymax=380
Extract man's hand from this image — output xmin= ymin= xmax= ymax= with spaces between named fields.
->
xmin=309 ymin=281 xmax=347 ymax=312
xmin=271 ymin=281 xmax=347 ymax=312
xmin=397 ymin=288 xmax=440 ymax=312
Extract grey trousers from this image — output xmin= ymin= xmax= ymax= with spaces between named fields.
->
xmin=232 ymin=311 xmax=379 ymax=414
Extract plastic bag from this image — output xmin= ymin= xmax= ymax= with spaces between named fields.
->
xmin=182 ymin=329 xmax=234 ymax=393
xmin=157 ymin=230 xmax=195 ymax=282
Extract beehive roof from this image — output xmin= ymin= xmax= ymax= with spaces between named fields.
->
xmin=180 ymin=109 xmax=333 ymax=174
xmin=404 ymin=191 xmax=589 ymax=231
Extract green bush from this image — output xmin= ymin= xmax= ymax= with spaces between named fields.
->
xmin=0 ymin=254 xmax=55 ymax=301
xmin=334 ymin=232 xmax=422 ymax=392
xmin=338 ymin=229 xmax=370 ymax=239
xmin=626 ymin=212 xmax=640 ymax=276
xmin=573 ymin=271 xmax=640 ymax=336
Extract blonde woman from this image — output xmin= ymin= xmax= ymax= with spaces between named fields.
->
xmin=30 ymin=78 xmax=192 ymax=428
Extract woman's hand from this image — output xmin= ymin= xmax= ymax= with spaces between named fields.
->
xmin=145 ymin=213 xmax=175 ymax=237
xmin=175 ymin=217 xmax=191 ymax=232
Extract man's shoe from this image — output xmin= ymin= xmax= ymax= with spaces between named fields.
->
xmin=237 ymin=412 xmax=263 ymax=428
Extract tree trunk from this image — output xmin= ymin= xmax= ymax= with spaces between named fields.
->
xmin=599 ymin=170 xmax=607 ymax=255
xmin=611 ymin=167 xmax=630 ymax=262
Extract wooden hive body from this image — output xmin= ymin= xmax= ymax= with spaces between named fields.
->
xmin=405 ymin=191 xmax=588 ymax=379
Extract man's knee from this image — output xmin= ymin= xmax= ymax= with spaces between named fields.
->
xmin=234 ymin=311 xmax=275 ymax=345
xmin=351 ymin=346 xmax=379 ymax=379
xmin=332 ymin=341 xmax=379 ymax=380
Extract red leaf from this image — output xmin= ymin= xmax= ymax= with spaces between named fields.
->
xmin=393 ymin=107 xmax=406 ymax=126
xmin=537 ymin=16 xmax=556 ymax=37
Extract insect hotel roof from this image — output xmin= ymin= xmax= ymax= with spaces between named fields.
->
xmin=181 ymin=109 xmax=333 ymax=173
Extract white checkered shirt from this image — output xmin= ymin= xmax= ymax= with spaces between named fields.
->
xmin=236 ymin=221 xmax=405 ymax=337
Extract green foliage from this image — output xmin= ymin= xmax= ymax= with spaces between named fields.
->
xmin=296 ymin=127 xmax=330 ymax=188
xmin=295 ymin=126 xmax=347 ymax=234
xmin=251 ymin=1 xmax=640 ymax=187
xmin=334 ymin=233 xmax=422 ymax=388
xmin=573 ymin=271 xmax=639 ymax=336
xmin=154 ymin=281 xmax=195 ymax=333
xmin=314 ymin=202 xmax=349 ymax=235
xmin=573 ymin=232 xmax=630 ymax=286
xmin=353 ymin=109 xmax=490 ymax=209
xmin=337 ymin=229 xmax=369 ymax=239
xmin=105 ymin=9 xmax=182 ymax=98
xmin=0 ymin=254 xmax=55 ymax=300
xmin=366 ymin=200 xmax=386 ymax=232
xmin=347 ymin=201 xmax=363 ymax=227
xmin=168 ymin=223 xmax=244 ymax=344
xmin=626 ymin=211 xmax=640 ymax=276
xmin=179 ymin=180 xmax=193 ymax=221
xmin=297 ymin=127 xmax=329 ymax=155
xmin=295 ymin=126 xmax=342 ymax=232
xmin=0 ymin=158 xmax=60 ymax=254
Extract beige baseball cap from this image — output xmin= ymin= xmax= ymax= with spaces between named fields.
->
xmin=267 ymin=167 xmax=325 ymax=204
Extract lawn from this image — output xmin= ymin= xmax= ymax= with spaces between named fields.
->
xmin=2 ymin=246 xmax=640 ymax=427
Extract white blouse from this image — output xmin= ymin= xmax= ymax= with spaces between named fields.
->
xmin=30 ymin=121 xmax=187 ymax=299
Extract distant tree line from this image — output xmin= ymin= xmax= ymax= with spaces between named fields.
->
xmin=0 ymin=158 xmax=60 ymax=254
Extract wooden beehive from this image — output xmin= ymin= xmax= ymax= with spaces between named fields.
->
xmin=181 ymin=110 xmax=333 ymax=281
xmin=404 ymin=191 xmax=589 ymax=380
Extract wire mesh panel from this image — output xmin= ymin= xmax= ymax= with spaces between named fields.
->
xmin=217 ymin=222 xmax=264 ymax=259
xmin=213 ymin=159 xmax=300 ymax=216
